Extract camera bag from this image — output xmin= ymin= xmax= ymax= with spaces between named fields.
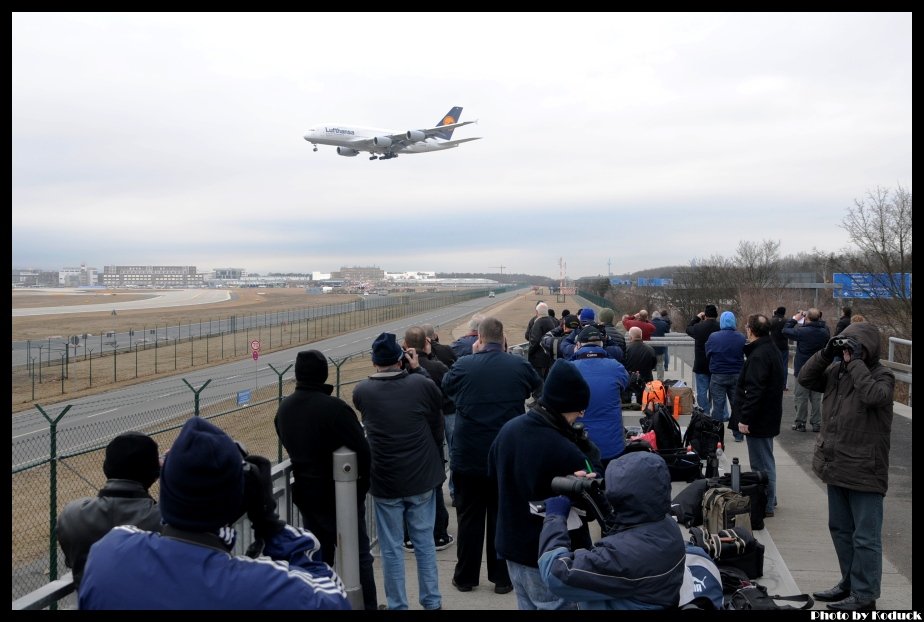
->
xmin=689 ymin=526 xmax=765 ymax=579
xmin=671 ymin=478 xmax=710 ymax=527
xmin=709 ymin=471 xmax=769 ymax=530
xmin=702 ymin=486 xmax=751 ymax=533
xmin=659 ymin=447 xmax=704 ymax=482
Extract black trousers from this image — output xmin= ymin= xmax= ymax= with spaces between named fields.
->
xmin=294 ymin=480 xmax=378 ymax=610
xmin=452 ymin=471 xmax=510 ymax=587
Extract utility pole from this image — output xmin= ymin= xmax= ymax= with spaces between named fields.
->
xmin=489 ymin=265 xmax=506 ymax=277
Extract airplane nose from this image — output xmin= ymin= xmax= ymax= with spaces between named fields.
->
xmin=303 ymin=133 xmax=311 ymax=141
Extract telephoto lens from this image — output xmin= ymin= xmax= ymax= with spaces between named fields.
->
xmin=550 ymin=475 xmax=600 ymax=496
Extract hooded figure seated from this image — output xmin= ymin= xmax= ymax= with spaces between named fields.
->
xmin=537 ymin=450 xmax=686 ymax=609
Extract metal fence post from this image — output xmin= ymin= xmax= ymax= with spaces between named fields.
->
xmin=182 ymin=378 xmax=212 ymax=417
xmin=331 ymin=355 xmax=346 ymax=398
xmin=268 ymin=363 xmax=293 ymax=462
xmin=333 ymin=447 xmax=363 ymax=610
xmin=35 ymin=404 xmax=72 ymax=595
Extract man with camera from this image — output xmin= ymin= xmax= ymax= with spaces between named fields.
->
xmin=488 ymin=359 xmax=600 ymax=610
xmin=537 ymin=450 xmax=686 ymax=610
xmin=353 ymin=332 xmax=445 ymax=610
xmin=798 ymin=322 xmax=894 ymax=612
xmin=79 ymin=416 xmax=350 ymax=610
xmin=783 ymin=308 xmax=830 ymax=432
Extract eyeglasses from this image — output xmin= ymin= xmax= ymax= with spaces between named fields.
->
xmin=578 ymin=409 xmax=586 ymax=416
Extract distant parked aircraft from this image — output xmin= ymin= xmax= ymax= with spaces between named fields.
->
xmin=303 ymin=106 xmax=481 ymax=160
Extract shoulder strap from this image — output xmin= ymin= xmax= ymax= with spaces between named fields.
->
xmin=766 ymin=593 xmax=815 ymax=610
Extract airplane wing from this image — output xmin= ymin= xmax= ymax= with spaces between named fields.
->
xmin=386 ymin=119 xmax=479 ymax=144
xmin=440 ymin=137 xmax=482 ymax=146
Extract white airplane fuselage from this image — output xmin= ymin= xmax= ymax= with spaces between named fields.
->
xmin=304 ymin=125 xmax=459 ymax=155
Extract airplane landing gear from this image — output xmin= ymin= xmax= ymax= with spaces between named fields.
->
xmin=378 ymin=153 xmax=398 ymax=160
xmin=370 ymin=155 xmax=378 ymax=160
xmin=312 ymin=144 xmax=318 ymax=152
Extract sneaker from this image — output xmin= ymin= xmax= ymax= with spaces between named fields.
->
xmin=434 ymin=534 xmax=455 ymax=551
xmin=494 ymin=584 xmax=514 ymax=595
xmin=791 ymin=422 xmax=806 ymax=432
xmin=402 ymin=540 xmax=414 ymax=553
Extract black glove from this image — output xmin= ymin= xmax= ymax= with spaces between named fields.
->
xmin=821 ymin=337 xmax=838 ymax=361
xmin=242 ymin=455 xmax=285 ymax=540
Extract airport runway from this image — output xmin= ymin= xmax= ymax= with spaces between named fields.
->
xmin=12 ymin=288 xmax=231 ymax=317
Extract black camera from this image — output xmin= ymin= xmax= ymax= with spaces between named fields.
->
xmin=549 ymin=475 xmax=618 ymax=535
xmin=831 ymin=336 xmax=861 ymax=356
xmin=551 ymin=474 xmax=603 ymax=496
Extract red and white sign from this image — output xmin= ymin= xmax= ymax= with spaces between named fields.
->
xmin=252 ymin=351 xmax=259 ymax=360
xmin=250 ymin=339 xmax=261 ymax=352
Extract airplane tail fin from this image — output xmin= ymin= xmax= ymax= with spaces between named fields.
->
xmin=433 ymin=106 xmax=463 ymax=140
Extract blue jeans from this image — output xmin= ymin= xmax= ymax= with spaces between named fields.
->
xmin=373 ymin=490 xmax=441 ymax=610
xmin=827 ymin=485 xmax=884 ymax=601
xmin=793 ymin=382 xmax=822 ymax=427
xmin=694 ymin=373 xmax=711 ymax=411
xmin=506 ymin=560 xmax=577 ymax=610
xmin=709 ymin=373 xmax=737 ymax=423
xmin=745 ymin=436 xmax=776 ymax=514
xmin=444 ymin=414 xmax=456 ymax=498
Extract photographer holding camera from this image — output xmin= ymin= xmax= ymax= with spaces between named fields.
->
xmin=488 ymin=359 xmax=602 ymax=609
xmin=783 ymin=307 xmax=830 ymax=432
xmin=798 ymin=321 xmax=894 ymax=612
xmin=537 ymin=450 xmax=686 ymax=610
xmin=79 ymin=416 xmax=350 ymax=610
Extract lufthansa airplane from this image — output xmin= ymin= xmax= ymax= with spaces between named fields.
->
xmin=303 ymin=106 xmax=480 ymax=160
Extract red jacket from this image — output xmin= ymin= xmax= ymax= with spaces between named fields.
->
xmin=623 ymin=318 xmax=656 ymax=341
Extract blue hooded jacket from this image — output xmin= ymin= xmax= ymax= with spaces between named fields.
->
xmin=704 ymin=313 xmax=745 ymax=375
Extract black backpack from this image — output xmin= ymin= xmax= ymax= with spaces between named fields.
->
xmin=640 ymin=403 xmax=682 ymax=450
xmin=682 ymin=406 xmax=724 ymax=459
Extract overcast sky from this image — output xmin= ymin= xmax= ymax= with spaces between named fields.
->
xmin=12 ymin=12 xmax=911 ymax=280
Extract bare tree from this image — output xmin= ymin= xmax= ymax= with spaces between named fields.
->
xmin=832 ymin=185 xmax=912 ymax=338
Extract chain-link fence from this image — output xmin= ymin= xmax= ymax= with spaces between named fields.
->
xmin=12 ymin=289 xmax=504 ymax=409
xmin=11 ymin=351 xmax=379 ymax=601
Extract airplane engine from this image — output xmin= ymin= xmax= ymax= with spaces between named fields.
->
xmin=405 ymin=130 xmax=426 ymax=142
xmin=336 ymin=147 xmax=360 ymax=157
xmin=372 ymin=136 xmax=392 ymax=147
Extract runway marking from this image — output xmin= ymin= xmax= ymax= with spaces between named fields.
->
xmin=88 ymin=407 xmax=119 ymax=419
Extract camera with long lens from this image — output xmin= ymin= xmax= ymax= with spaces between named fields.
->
xmin=550 ymin=475 xmax=618 ymax=535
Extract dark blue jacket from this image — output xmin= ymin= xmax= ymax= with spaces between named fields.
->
xmin=538 ymin=451 xmax=686 ymax=609
xmin=79 ymin=524 xmax=350 ymax=610
xmin=488 ymin=408 xmax=594 ymax=568
xmin=650 ymin=315 xmax=671 ymax=355
xmin=705 ymin=328 xmax=746 ymax=375
xmin=782 ymin=318 xmax=830 ymax=375
xmin=442 ymin=344 xmax=541 ymax=476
